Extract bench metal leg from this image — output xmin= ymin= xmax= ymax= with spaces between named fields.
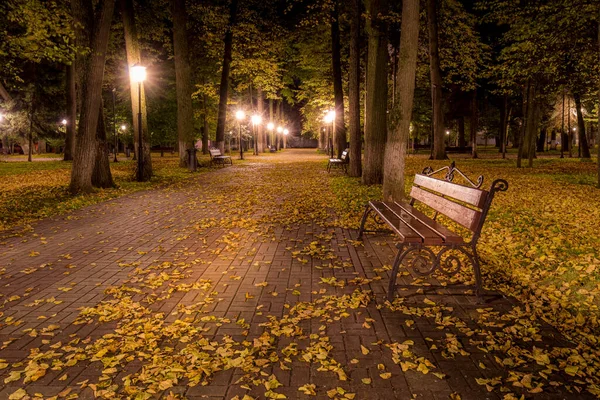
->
xmin=472 ymin=246 xmax=483 ymax=300
xmin=387 ymin=245 xmax=406 ymax=301
xmin=358 ymin=205 xmax=372 ymax=239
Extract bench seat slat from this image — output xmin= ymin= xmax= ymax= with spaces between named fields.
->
xmin=413 ymin=174 xmax=488 ymax=208
xmin=379 ymin=202 xmax=445 ymax=245
xmin=392 ymin=202 xmax=464 ymax=244
xmin=369 ymin=201 xmax=423 ymax=244
xmin=410 ymin=186 xmax=481 ymax=231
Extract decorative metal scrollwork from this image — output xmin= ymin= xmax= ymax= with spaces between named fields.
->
xmin=400 ymin=247 xmax=437 ymax=276
xmin=434 ymin=247 xmax=470 ymax=277
xmin=422 ymin=161 xmax=484 ymax=189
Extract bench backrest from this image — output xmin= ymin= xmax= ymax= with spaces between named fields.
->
xmin=209 ymin=148 xmax=222 ymax=158
xmin=410 ymin=174 xmax=487 ymax=231
xmin=409 ymin=163 xmax=507 ymax=236
xmin=341 ymin=149 xmax=349 ymax=161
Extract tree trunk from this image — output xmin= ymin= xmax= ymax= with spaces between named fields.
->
xmin=348 ymin=0 xmax=362 ymax=177
xmin=28 ymin=87 xmax=35 ymax=163
xmin=537 ymin=128 xmax=546 ymax=153
xmin=122 ymin=0 xmax=152 ymax=179
xmin=573 ymin=92 xmax=591 ymax=158
xmin=331 ymin=0 xmax=346 ymax=158
xmin=69 ymin=0 xmax=115 ymax=193
xmin=64 ymin=62 xmax=76 ymax=161
xmin=527 ymin=100 xmax=540 ymax=167
xmin=428 ymin=0 xmax=445 ymax=160
xmin=215 ymin=0 xmax=238 ymax=154
xmin=362 ymin=0 xmax=388 ymax=185
xmin=171 ymin=0 xmax=194 ymax=167
xmin=257 ymin=88 xmax=265 ymax=152
xmin=597 ymin=15 xmax=600 ymax=188
xmin=202 ymin=94 xmax=209 ymax=154
xmin=92 ymin=102 xmax=115 ymax=188
xmin=567 ymin=96 xmax=572 ymax=157
xmin=471 ymin=90 xmax=478 ymax=158
xmin=458 ymin=117 xmax=465 ymax=148
xmin=383 ymin=0 xmax=419 ymax=201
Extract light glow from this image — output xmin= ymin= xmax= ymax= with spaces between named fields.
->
xmin=121 ymin=125 xmax=127 ymax=131
xmin=235 ymin=110 xmax=245 ymax=121
xmin=61 ymin=119 xmax=67 ymax=125
xmin=276 ymin=126 xmax=283 ymax=133
xmin=324 ymin=110 xmax=336 ymax=124
xmin=283 ymin=129 xmax=289 ymax=135
xmin=251 ymin=115 xmax=262 ymax=125
xmin=267 ymin=122 xmax=275 ymax=130
xmin=130 ymin=64 xmax=147 ymax=83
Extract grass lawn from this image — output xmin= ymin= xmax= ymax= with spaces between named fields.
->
xmin=330 ymin=153 xmax=600 ymax=355
xmin=0 ymin=153 xmax=205 ymax=233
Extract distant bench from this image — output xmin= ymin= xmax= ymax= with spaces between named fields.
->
xmin=209 ymin=148 xmax=232 ymax=168
xmin=358 ymin=162 xmax=508 ymax=300
xmin=327 ymin=148 xmax=349 ymax=173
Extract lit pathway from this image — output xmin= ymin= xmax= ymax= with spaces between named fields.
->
xmin=0 ymin=149 xmax=590 ymax=399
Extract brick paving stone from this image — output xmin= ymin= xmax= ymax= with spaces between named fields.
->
xmin=0 ymin=150 xmax=593 ymax=399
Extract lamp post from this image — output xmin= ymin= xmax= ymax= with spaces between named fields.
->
xmin=236 ymin=110 xmax=245 ymax=160
xmin=130 ymin=64 xmax=146 ymax=182
xmin=283 ymin=128 xmax=289 ymax=149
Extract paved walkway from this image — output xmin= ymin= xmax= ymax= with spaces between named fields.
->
xmin=0 ymin=150 xmax=591 ymax=400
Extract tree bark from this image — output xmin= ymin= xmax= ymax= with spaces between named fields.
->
xmin=573 ymin=92 xmax=591 ymax=158
xmin=122 ymin=0 xmax=152 ymax=179
xmin=215 ymin=0 xmax=239 ymax=154
xmin=471 ymin=90 xmax=478 ymax=158
xmin=331 ymin=0 xmax=346 ymax=158
xmin=92 ymin=102 xmax=115 ymax=187
xmin=458 ymin=117 xmax=465 ymax=148
xmin=597 ymin=15 xmax=600 ymax=188
xmin=258 ymin=88 xmax=265 ymax=152
xmin=64 ymin=62 xmax=76 ymax=161
xmin=69 ymin=0 xmax=115 ymax=193
xmin=362 ymin=0 xmax=388 ymax=185
xmin=428 ymin=0 xmax=445 ymax=160
xmin=202 ymin=94 xmax=209 ymax=154
xmin=348 ymin=0 xmax=362 ymax=177
xmin=28 ymin=88 xmax=35 ymax=163
xmin=171 ymin=0 xmax=195 ymax=167
xmin=383 ymin=0 xmax=419 ymax=201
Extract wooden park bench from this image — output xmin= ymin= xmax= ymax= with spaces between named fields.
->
xmin=209 ymin=148 xmax=232 ymax=168
xmin=358 ymin=162 xmax=508 ymax=300
xmin=327 ymin=148 xmax=349 ymax=173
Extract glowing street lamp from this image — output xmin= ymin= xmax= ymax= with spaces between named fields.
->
xmin=130 ymin=64 xmax=146 ymax=181
xmin=267 ymin=122 xmax=274 ymax=130
xmin=61 ymin=119 xmax=67 ymax=126
xmin=236 ymin=110 xmax=246 ymax=160
xmin=283 ymin=128 xmax=289 ymax=135
xmin=121 ymin=125 xmax=127 ymax=131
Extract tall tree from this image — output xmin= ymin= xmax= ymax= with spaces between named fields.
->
xmin=331 ymin=0 xmax=346 ymax=158
xmin=362 ymin=0 xmax=388 ymax=185
xmin=597 ymin=13 xmax=600 ymax=189
xmin=92 ymin=101 xmax=114 ymax=187
xmin=171 ymin=0 xmax=195 ymax=167
xmin=69 ymin=0 xmax=115 ymax=193
xmin=383 ymin=0 xmax=419 ymax=201
xmin=428 ymin=0 xmax=445 ymax=160
xmin=348 ymin=0 xmax=362 ymax=177
xmin=215 ymin=0 xmax=239 ymax=153
xmin=573 ymin=92 xmax=591 ymax=158
xmin=64 ymin=63 xmax=76 ymax=161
